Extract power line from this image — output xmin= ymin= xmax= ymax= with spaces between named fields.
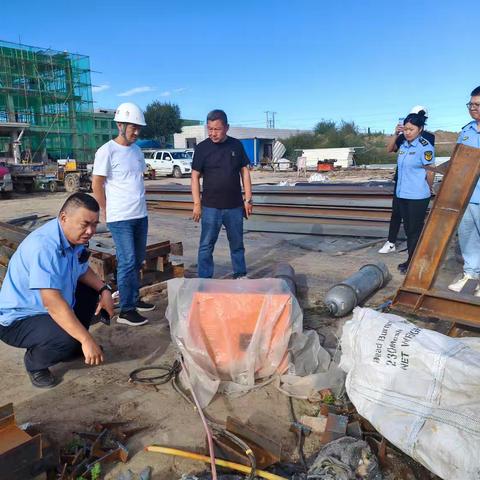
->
xmin=264 ymin=111 xmax=277 ymax=128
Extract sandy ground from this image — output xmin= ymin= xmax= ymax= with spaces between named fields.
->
xmin=0 ymin=169 xmax=460 ymax=479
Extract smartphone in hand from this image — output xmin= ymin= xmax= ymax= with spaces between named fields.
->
xmin=97 ymin=308 xmax=111 ymax=326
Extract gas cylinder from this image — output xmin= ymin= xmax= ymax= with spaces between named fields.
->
xmin=325 ymin=262 xmax=390 ymax=317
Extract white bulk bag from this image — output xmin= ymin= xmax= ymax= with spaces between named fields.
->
xmin=340 ymin=307 xmax=480 ymax=480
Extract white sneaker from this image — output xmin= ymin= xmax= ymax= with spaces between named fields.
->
xmin=378 ymin=241 xmax=396 ymax=254
xmin=448 ymin=274 xmax=475 ymax=292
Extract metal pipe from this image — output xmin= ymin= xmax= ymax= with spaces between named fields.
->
xmin=325 ymin=262 xmax=390 ymax=317
xmin=145 ymin=446 xmax=288 ymax=480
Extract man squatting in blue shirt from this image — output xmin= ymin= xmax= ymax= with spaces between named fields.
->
xmin=0 ymin=193 xmax=114 ymax=388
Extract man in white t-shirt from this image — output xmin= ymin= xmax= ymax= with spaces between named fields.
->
xmin=92 ymin=102 xmax=154 ymax=326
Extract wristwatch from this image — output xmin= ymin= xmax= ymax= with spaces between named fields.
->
xmin=244 ymin=198 xmax=253 ymax=204
xmin=98 ymin=284 xmax=112 ymax=296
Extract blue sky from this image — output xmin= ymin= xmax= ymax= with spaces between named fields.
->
xmin=2 ymin=0 xmax=479 ymax=132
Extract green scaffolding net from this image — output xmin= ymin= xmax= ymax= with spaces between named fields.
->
xmin=0 ymin=39 xmax=96 ymax=163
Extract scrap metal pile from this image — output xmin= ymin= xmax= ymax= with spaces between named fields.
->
xmin=0 ymin=402 xmax=149 ymax=480
xmin=57 ymin=422 xmax=149 ymax=480
xmin=145 ymin=182 xmax=407 ymax=238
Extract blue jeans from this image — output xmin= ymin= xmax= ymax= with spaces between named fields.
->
xmin=458 ymin=203 xmax=480 ymax=278
xmin=107 ymin=216 xmax=148 ymax=311
xmin=198 ymin=206 xmax=246 ymax=278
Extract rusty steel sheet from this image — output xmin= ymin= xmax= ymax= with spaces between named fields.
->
xmin=147 ymin=206 xmax=391 ymax=225
xmin=144 ymin=181 xmax=426 ymax=239
xmin=245 ymin=220 xmax=393 ymax=238
xmin=147 ymin=199 xmax=393 ymax=221
xmin=146 ymin=181 xmax=396 ymax=196
xmin=0 ymin=403 xmax=43 ymax=480
xmin=145 ymin=207 xmax=396 ymax=238
xmin=146 ymin=192 xmax=395 ymax=209
xmin=225 ymin=416 xmax=282 ymax=468
xmin=393 ymin=288 xmax=480 ymax=328
xmin=392 ymin=144 xmax=480 ymax=328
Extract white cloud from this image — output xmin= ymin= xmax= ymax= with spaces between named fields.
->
xmin=118 ymin=86 xmax=156 ymax=97
xmin=160 ymin=87 xmax=187 ymax=97
xmin=92 ymin=84 xmax=110 ymax=93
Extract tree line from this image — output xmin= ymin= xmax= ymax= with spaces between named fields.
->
xmin=138 ymin=103 xmax=445 ymax=165
xmin=282 ymin=120 xmax=393 ymax=165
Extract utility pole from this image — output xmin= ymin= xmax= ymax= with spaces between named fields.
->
xmin=265 ymin=111 xmax=277 ymax=129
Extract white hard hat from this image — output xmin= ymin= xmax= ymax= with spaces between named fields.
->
xmin=410 ymin=105 xmax=428 ymax=117
xmin=114 ymin=102 xmax=146 ymax=126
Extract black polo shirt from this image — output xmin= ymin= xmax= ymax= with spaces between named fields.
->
xmin=192 ymin=136 xmax=250 ymax=209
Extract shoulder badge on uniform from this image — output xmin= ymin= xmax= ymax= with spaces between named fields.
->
xmin=399 ymin=151 xmax=405 ymax=155
xmin=419 ymin=137 xmax=428 ymax=146
xmin=463 ymin=136 xmax=469 ymax=141
xmin=424 ymin=151 xmax=433 ymax=161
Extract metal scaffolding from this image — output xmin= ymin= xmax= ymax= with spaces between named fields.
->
xmin=0 ymin=39 xmax=95 ymax=163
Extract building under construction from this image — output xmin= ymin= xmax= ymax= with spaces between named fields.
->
xmin=0 ymin=39 xmax=95 ymax=163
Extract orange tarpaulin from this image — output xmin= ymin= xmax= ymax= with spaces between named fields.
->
xmin=167 ymin=278 xmax=306 ymax=406
xmin=187 ymin=291 xmax=292 ymax=379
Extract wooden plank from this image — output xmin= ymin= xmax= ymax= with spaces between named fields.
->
xmin=170 ymin=241 xmax=183 ymax=256
xmin=139 ymin=282 xmax=168 ymax=297
xmin=0 ymin=222 xmax=29 ymax=245
xmin=140 ymin=265 xmax=177 ymax=286
xmin=0 ymin=264 xmax=7 ymax=285
xmin=145 ymin=241 xmax=171 ymax=260
xmin=0 ymin=243 xmax=16 ymax=266
xmin=156 ymin=256 xmax=167 ymax=272
xmin=173 ymin=263 xmax=184 ymax=278
xmin=88 ymin=252 xmax=116 ymax=281
xmin=143 ymin=257 xmax=169 ymax=273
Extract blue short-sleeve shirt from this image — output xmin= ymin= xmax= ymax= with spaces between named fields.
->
xmin=457 ymin=121 xmax=480 ymax=204
xmin=0 ymin=219 xmax=89 ymax=326
xmin=396 ymin=136 xmax=435 ymax=200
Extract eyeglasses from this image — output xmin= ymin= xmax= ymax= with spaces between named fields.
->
xmin=466 ymin=102 xmax=480 ymax=110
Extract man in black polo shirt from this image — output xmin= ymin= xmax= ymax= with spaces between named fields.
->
xmin=191 ymin=109 xmax=253 ymax=278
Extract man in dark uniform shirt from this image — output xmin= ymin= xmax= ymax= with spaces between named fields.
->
xmin=191 ymin=109 xmax=253 ymax=278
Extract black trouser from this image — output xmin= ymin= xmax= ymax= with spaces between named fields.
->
xmin=397 ymin=197 xmax=430 ymax=263
xmin=0 ymin=283 xmax=97 ymax=372
xmin=387 ymin=194 xmax=402 ymax=243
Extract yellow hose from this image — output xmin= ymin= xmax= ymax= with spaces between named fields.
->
xmin=145 ymin=445 xmax=288 ymax=480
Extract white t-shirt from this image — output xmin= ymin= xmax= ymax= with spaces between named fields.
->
xmin=93 ymin=140 xmax=147 ymax=223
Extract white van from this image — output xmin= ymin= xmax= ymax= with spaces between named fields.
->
xmin=143 ymin=149 xmax=192 ymax=178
